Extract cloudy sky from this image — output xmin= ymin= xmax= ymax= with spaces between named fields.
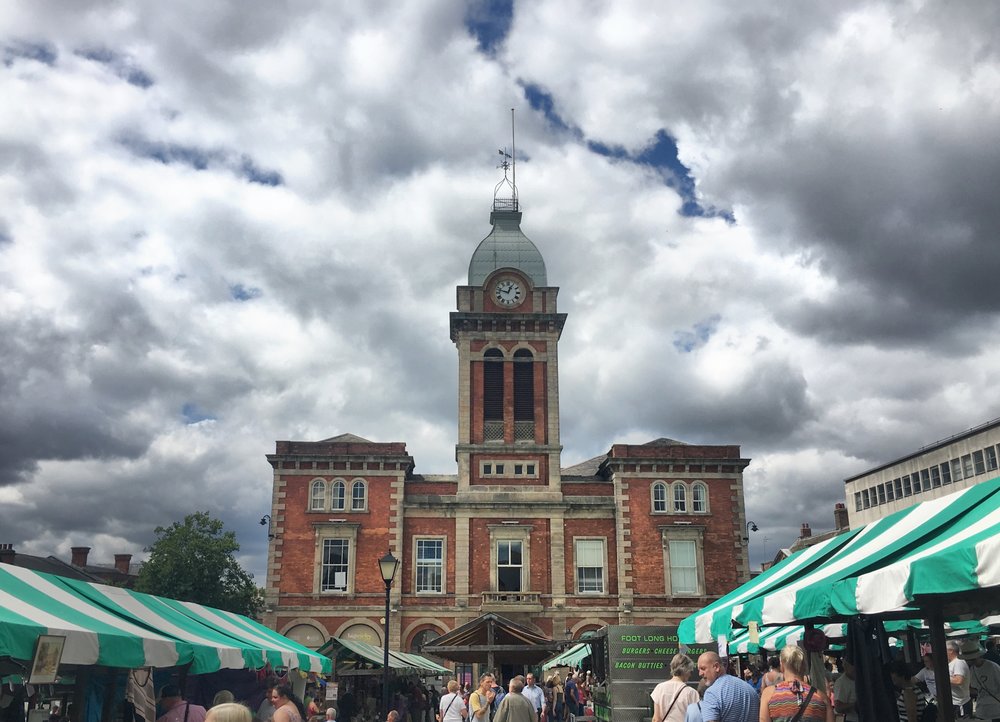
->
xmin=3 ymin=0 xmax=1000 ymax=583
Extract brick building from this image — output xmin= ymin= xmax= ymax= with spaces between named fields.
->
xmin=262 ymin=185 xmax=752 ymax=670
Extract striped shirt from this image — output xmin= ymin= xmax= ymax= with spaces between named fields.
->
xmin=701 ymin=674 xmax=760 ymax=722
xmin=766 ymin=681 xmax=825 ymax=722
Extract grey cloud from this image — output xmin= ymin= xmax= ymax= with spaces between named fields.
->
xmin=76 ymin=46 xmax=154 ymax=88
xmin=3 ymin=39 xmax=57 ymax=66
xmin=117 ymin=133 xmax=284 ymax=186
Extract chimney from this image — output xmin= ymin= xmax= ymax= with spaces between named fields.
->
xmin=799 ymin=523 xmax=812 ymax=539
xmin=114 ymin=554 xmax=133 ymax=574
xmin=71 ymin=546 xmax=91 ymax=567
xmin=0 ymin=543 xmax=14 ymax=564
xmin=833 ymin=502 xmax=849 ymax=531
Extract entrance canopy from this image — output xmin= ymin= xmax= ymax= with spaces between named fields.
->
xmin=0 ymin=564 xmax=331 ymax=674
xmin=420 ymin=613 xmax=563 ymax=665
xmin=317 ymin=637 xmax=449 ymax=676
xmin=541 ymin=642 xmax=591 ymax=670
xmin=680 ymin=476 xmax=1000 ymax=644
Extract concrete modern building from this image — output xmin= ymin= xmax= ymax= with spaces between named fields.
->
xmin=845 ymin=417 xmax=1000 ymax=527
xmin=262 ymin=176 xmax=753 ymax=672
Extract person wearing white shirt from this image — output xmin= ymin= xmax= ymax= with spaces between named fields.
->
xmin=521 ymin=675 xmax=545 ymax=720
xmin=948 ymin=640 xmax=973 ymax=718
xmin=438 ymin=681 xmax=467 ymax=722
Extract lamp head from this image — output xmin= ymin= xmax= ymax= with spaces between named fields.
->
xmin=378 ymin=551 xmax=400 ymax=584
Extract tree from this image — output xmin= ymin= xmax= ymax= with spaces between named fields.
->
xmin=136 ymin=511 xmax=264 ymax=617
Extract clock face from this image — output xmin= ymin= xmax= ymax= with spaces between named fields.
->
xmin=494 ymin=279 xmax=524 ymax=307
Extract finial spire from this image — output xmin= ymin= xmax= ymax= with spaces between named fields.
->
xmin=493 ymin=108 xmax=519 ymax=212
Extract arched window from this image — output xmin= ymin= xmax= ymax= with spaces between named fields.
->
xmin=652 ymin=482 xmax=667 ymax=513
xmin=672 ymin=482 xmax=687 ymax=512
xmin=692 ymin=483 xmax=708 ymax=513
xmin=351 ymin=479 xmax=367 ymax=511
xmin=285 ymin=623 xmax=326 ymax=649
xmin=310 ymin=479 xmax=326 ymax=511
xmin=483 ymin=348 xmax=504 ymax=442
xmin=411 ymin=628 xmax=441 ymax=656
xmin=513 ymin=349 xmax=534 ymax=441
xmin=331 ymin=479 xmax=346 ymax=510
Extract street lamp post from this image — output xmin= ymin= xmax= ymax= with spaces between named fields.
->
xmin=378 ymin=551 xmax=400 ymax=721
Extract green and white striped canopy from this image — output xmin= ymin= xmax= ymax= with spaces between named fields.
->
xmin=0 ymin=564 xmax=189 ymax=669
xmin=726 ymin=624 xmax=846 ymax=655
xmin=0 ymin=565 xmax=330 ymax=674
xmin=680 ymin=475 xmax=1000 ymax=644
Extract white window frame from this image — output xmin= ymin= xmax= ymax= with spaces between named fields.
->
xmin=488 ymin=524 xmax=531 ymax=593
xmin=331 ymin=479 xmax=346 ymax=510
xmin=414 ymin=537 xmax=445 ymax=595
xmin=351 ymin=479 xmax=367 ymax=511
xmin=672 ymin=481 xmax=687 ymax=513
xmin=574 ymin=538 xmax=606 ymax=595
xmin=691 ymin=482 xmax=708 ymax=513
xmin=661 ymin=525 xmax=705 ymax=597
xmin=651 ymin=481 xmax=667 ymax=513
xmin=314 ymin=523 xmax=359 ymax=595
xmin=310 ymin=479 xmax=327 ymax=511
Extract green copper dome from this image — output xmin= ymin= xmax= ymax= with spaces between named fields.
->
xmin=468 ymin=210 xmax=547 ymax=287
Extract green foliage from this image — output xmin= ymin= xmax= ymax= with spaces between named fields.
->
xmin=136 ymin=511 xmax=264 ymax=618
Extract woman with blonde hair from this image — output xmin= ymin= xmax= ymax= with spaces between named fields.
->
xmin=650 ymin=654 xmax=699 ymax=722
xmin=206 ymin=703 xmax=252 ymax=722
xmin=759 ymin=645 xmax=833 ymax=722
xmin=438 ymin=680 xmax=468 ymax=722
xmin=546 ymin=674 xmax=565 ymax=721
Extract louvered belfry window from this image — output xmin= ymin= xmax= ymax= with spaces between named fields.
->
xmin=513 ymin=349 xmax=535 ymax=441
xmin=483 ymin=348 xmax=504 ymax=441
xmin=513 ymin=349 xmax=534 ymax=421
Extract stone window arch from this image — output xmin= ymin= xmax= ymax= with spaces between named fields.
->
xmin=692 ymin=482 xmax=708 ymax=513
xmin=651 ymin=481 xmax=667 ymax=513
xmin=331 ymin=479 xmax=346 ymax=510
xmin=309 ymin=479 xmax=326 ymax=511
xmin=351 ymin=479 xmax=367 ymax=511
xmin=672 ymin=481 xmax=688 ymax=513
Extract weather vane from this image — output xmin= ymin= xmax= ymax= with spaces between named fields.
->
xmin=493 ymin=108 xmax=518 ymax=212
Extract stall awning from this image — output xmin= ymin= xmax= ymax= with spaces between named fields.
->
xmin=0 ymin=564 xmax=194 ymax=669
xmin=420 ymin=613 xmax=562 ymax=665
xmin=59 ymin=577 xmax=329 ymax=673
xmin=541 ymin=642 xmax=591 ymax=670
xmin=0 ymin=564 xmax=331 ymax=674
xmin=319 ymin=637 xmax=448 ymax=674
xmin=680 ymin=475 xmax=1000 ymax=644
xmin=726 ymin=625 xmax=846 ymax=655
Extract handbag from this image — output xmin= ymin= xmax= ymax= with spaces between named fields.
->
xmin=789 ymin=685 xmax=815 ymax=722
xmin=438 ymin=693 xmax=458 ymax=721
xmin=654 ymin=684 xmax=685 ymax=722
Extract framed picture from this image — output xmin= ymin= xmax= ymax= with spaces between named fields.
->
xmin=29 ymin=635 xmax=66 ymax=684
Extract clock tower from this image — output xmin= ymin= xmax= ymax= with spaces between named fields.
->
xmin=450 ymin=182 xmax=567 ymax=493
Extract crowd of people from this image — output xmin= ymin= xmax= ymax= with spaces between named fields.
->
xmin=649 ymin=638 xmax=1000 ymax=722
xmin=434 ymin=669 xmax=592 ymax=722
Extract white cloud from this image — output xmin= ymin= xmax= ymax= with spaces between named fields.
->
xmin=2 ymin=0 xmax=1000 ymax=578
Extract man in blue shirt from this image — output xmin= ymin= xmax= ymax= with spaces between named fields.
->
xmin=697 ymin=653 xmax=759 ymax=722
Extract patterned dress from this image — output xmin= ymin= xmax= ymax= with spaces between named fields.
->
xmin=766 ymin=680 xmax=827 ymax=722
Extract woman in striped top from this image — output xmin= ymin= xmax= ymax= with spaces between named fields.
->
xmin=759 ymin=645 xmax=833 ymax=722
xmin=889 ymin=660 xmax=928 ymax=722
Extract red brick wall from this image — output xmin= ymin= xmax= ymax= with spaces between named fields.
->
xmin=401 ymin=517 xmax=456 ymax=596
xmin=563 ymin=519 xmax=618 ymax=597
xmin=626 ymin=476 xmax=743 ymax=597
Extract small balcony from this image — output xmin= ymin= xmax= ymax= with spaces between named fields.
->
xmin=480 ymin=591 xmax=543 ymax=613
